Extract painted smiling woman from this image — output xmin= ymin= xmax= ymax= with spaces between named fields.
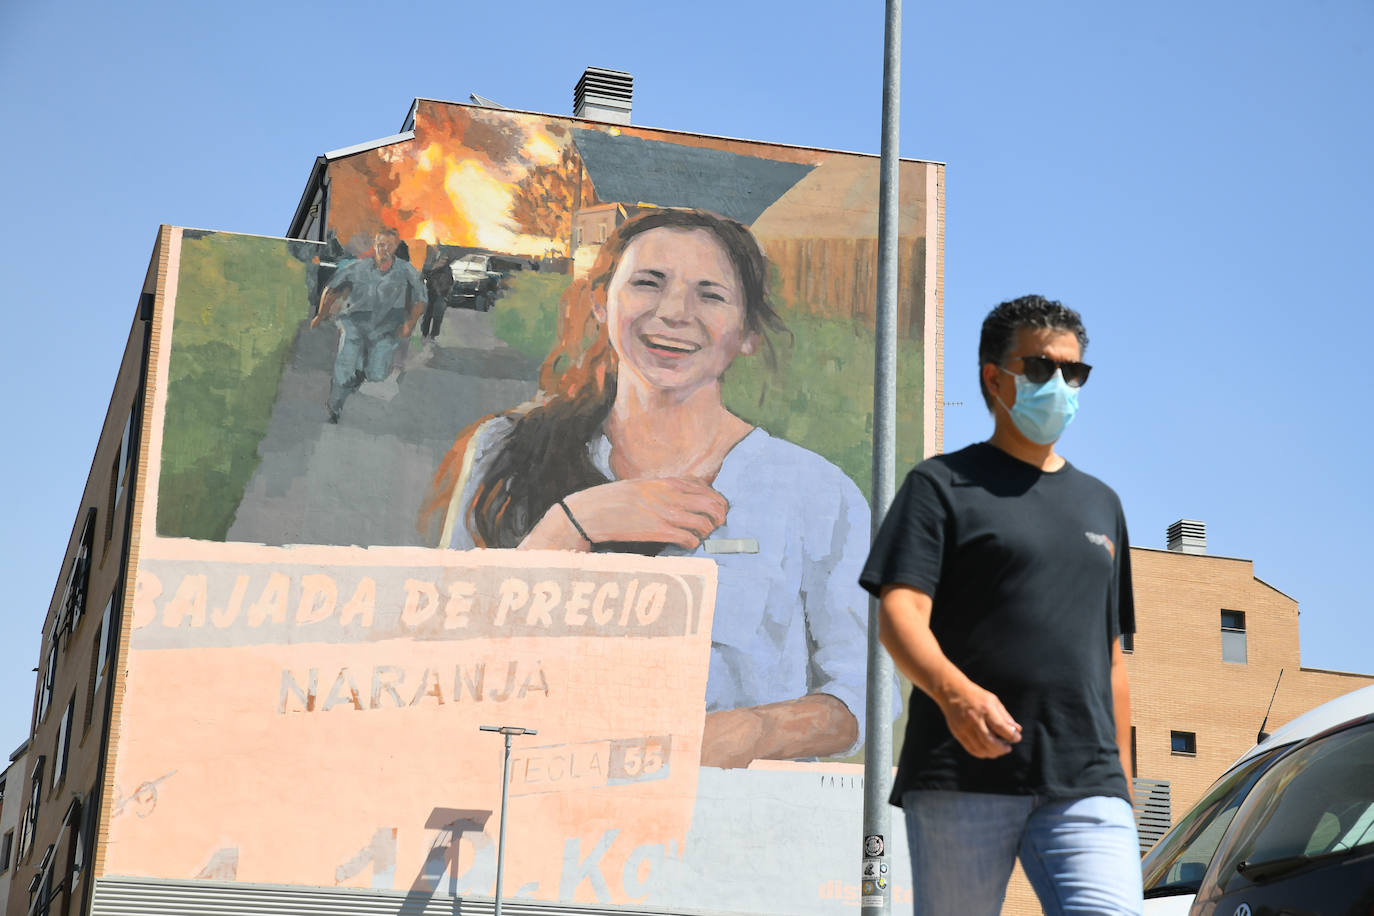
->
xmin=422 ymin=208 xmax=886 ymax=767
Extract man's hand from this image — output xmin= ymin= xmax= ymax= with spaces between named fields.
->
xmin=935 ymin=679 xmax=1022 ymax=759
xmin=313 ymin=285 xmax=346 ymax=327
xmin=879 ymin=585 xmax=1023 ymax=760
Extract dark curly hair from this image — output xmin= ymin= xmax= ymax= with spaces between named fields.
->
xmin=977 ymin=294 xmax=1089 ymax=410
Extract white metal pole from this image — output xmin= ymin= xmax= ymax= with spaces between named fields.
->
xmin=480 ymin=725 xmax=536 ymax=916
xmin=863 ymin=1 xmax=902 ymax=914
xmin=495 ymin=730 xmax=511 ymax=916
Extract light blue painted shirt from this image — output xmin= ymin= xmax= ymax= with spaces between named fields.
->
xmin=326 ymin=256 xmax=426 ymax=335
xmin=450 ymin=419 xmax=894 ymax=750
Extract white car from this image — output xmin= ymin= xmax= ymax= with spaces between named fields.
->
xmin=1140 ymin=684 xmax=1374 ymax=913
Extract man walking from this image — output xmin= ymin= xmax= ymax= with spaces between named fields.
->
xmin=861 ymin=295 xmax=1142 ymax=914
xmin=311 ymin=227 xmax=427 ymax=423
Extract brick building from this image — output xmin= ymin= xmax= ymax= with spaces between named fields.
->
xmin=1125 ymin=521 xmax=1373 ymax=818
xmin=5 ymin=278 xmax=154 ymax=916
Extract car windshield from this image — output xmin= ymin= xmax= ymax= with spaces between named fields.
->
xmin=1206 ymin=721 xmax=1374 ymax=895
xmin=1141 ymin=747 xmax=1284 ymax=896
xmin=457 ymin=255 xmax=488 ymax=268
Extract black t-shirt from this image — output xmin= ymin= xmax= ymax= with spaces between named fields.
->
xmin=860 ymin=442 xmax=1135 ymax=805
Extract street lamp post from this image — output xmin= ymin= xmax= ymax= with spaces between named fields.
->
xmin=864 ymin=1 xmax=902 ymax=915
xmin=478 ymin=725 xmax=537 ymax=916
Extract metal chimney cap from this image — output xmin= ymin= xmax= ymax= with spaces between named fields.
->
xmin=1166 ymin=519 xmax=1207 ymax=555
xmin=574 ymin=67 xmax=633 ymax=124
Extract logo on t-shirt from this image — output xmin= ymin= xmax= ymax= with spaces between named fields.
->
xmin=1084 ymin=531 xmax=1115 ymax=558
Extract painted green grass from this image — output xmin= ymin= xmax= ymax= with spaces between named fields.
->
xmin=724 ymin=311 xmax=924 ymax=503
xmin=156 ymin=232 xmax=306 ymax=539
xmin=487 ymin=271 xmax=569 ymax=364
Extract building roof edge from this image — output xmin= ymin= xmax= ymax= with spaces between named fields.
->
xmin=323 ymin=130 xmax=415 ymax=161
xmin=1130 ymin=545 xmax=1251 ymax=563
xmin=1253 ymin=575 xmax=1297 ymax=602
xmin=1129 ymin=546 xmax=1295 ymax=601
xmin=9 ymin=737 xmax=30 ymax=762
xmin=286 ymin=155 xmax=326 ymax=239
xmin=408 ymin=96 xmax=945 ymax=165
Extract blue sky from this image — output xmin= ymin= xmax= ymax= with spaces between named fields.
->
xmin=2 ymin=0 xmax=1371 ymax=748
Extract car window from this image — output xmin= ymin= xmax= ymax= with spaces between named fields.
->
xmin=1141 ymin=747 xmax=1284 ymax=895
xmin=1206 ymin=721 xmax=1374 ymax=894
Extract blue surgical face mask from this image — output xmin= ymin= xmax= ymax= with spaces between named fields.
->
xmin=996 ymin=368 xmax=1079 ymax=445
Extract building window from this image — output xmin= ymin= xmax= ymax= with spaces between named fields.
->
xmin=19 ymin=756 xmax=45 ymax=862
xmin=1170 ymin=730 xmax=1197 ymax=755
xmin=1130 ymin=727 xmax=1138 ymax=778
xmin=30 ymin=843 xmax=54 ymax=916
xmin=1221 ymin=609 xmax=1247 ymax=664
xmin=105 ymin=452 xmax=120 ymax=545
xmin=105 ymin=408 xmax=134 ymax=549
xmin=37 ymin=643 xmax=57 ymax=724
xmin=117 ymin=408 xmax=133 ymax=506
xmin=84 ymin=633 xmax=100 ymax=736
xmin=64 ymin=796 xmax=85 ymax=901
xmin=100 ymin=588 xmax=117 ymax=672
xmin=0 ymin=829 xmax=12 ymax=872
xmin=60 ymin=508 xmax=97 ymax=634
xmin=53 ymin=699 xmax=73 ymax=790
xmin=1120 ymin=632 xmax=1134 ymax=653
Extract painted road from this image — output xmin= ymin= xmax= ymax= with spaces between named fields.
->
xmin=226 ymin=309 xmax=538 ymax=548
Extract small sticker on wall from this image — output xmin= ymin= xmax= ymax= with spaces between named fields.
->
xmin=703 ymin=537 xmax=759 ymax=554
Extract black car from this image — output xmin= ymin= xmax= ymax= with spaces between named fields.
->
xmin=1190 ymin=713 xmax=1374 ymax=915
xmin=1141 ymin=744 xmax=1290 ymax=906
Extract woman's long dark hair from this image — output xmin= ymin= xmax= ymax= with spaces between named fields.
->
xmin=421 ymin=208 xmax=786 ymax=549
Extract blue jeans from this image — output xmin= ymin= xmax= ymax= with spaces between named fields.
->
xmin=901 ymin=790 xmax=1143 ymax=915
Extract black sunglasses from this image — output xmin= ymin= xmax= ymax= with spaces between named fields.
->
xmin=1011 ymin=355 xmax=1092 ymax=388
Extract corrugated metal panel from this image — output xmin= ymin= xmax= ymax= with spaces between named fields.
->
xmin=1132 ymin=777 xmax=1172 ymax=854
xmin=92 ymin=876 xmax=768 ymax=916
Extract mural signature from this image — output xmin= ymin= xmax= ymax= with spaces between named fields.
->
xmin=112 ymin=769 xmax=178 ymax=819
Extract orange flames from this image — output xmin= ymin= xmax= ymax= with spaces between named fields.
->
xmin=331 ymin=103 xmax=585 ymax=263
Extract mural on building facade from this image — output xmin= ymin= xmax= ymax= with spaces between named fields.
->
xmin=115 ymin=101 xmax=940 ymax=913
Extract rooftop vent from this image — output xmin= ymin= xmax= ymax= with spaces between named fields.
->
xmin=574 ymin=67 xmax=633 ymax=125
xmin=1166 ymin=519 xmax=1206 ymax=555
